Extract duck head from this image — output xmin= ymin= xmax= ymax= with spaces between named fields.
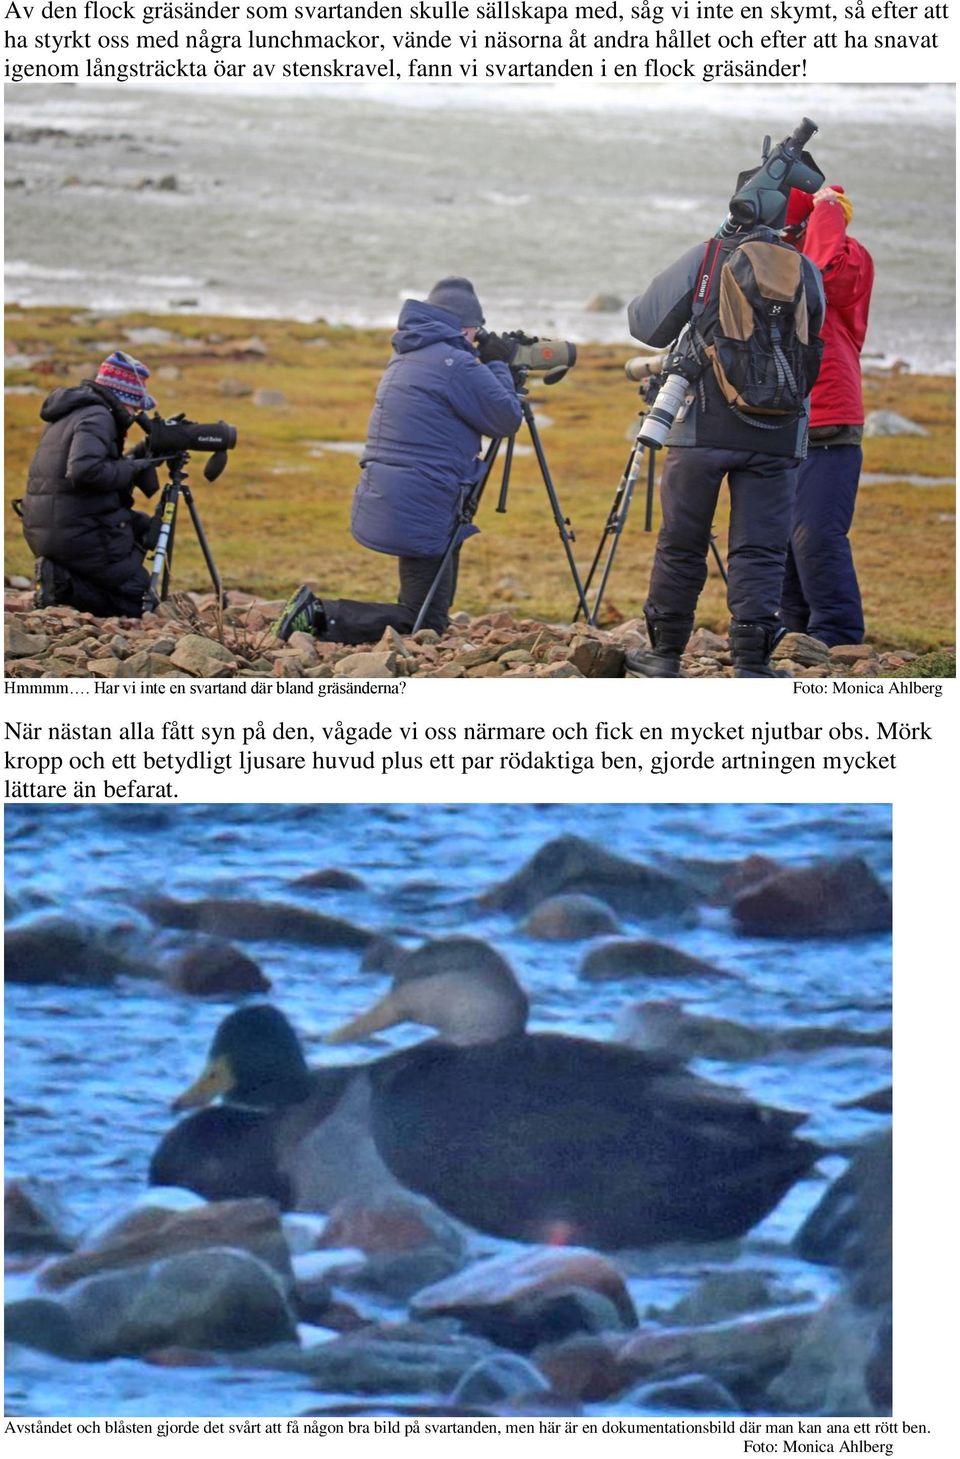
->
xmin=327 ymin=937 xmax=530 ymax=1048
xmin=173 ymin=1003 xmax=312 ymax=1111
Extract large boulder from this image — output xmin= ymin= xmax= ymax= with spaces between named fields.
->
xmin=62 ymin=1247 xmax=295 ymax=1357
xmin=480 ymin=836 xmax=695 ymax=919
xmin=411 ymin=1247 xmax=636 ymax=1352
xmin=731 ymin=858 xmax=892 ymax=937
xmin=5 ymin=1178 xmax=77 ymax=1255
xmin=40 ymin=1196 xmax=292 ymax=1292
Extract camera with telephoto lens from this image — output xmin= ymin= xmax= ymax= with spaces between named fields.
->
xmin=136 ymin=411 xmax=238 ymax=483
xmin=635 ymin=118 xmax=824 ymax=450
xmin=479 ymin=329 xmax=577 ymax=385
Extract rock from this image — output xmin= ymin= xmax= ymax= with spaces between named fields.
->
xmin=5 ymin=624 xmax=49 ymax=658
xmin=4 ymin=919 xmax=128 ymax=986
xmin=614 ymin=1309 xmax=814 ymax=1399
xmin=480 ymin=835 xmax=696 ymax=919
xmin=252 ymin=388 xmax=288 ymax=408
xmin=839 ymin=1085 xmax=892 ymax=1115
xmin=765 ymin=1292 xmax=883 ymax=1416
xmin=626 ymin=1373 xmax=741 ymax=1412
xmin=293 ymin=868 xmax=366 ymax=892
xmin=319 ymin=1194 xmax=465 ymax=1262
xmin=771 ymin=632 xmax=830 ymax=667
xmin=450 ymin=1353 xmax=553 ymax=1409
xmin=863 ymin=409 xmax=928 ymax=437
xmin=652 ymin=1272 xmax=792 ymax=1327
xmin=584 ymin=292 xmax=624 ymax=313
xmin=166 ymin=940 xmax=271 ymax=996
xmin=731 ymin=857 xmax=892 ymax=937
xmin=169 ymin=634 xmax=238 ymax=677
xmin=138 ymin=893 xmax=372 ymax=947
xmin=333 ymin=651 xmax=398 ymax=678
xmin=686 ymin=627 xmax=728 ymax=656
xmin=272 ymin=1327 xmax=496 ymax=1393
xmin=565 ymin=638 xmax=625 ymax=677
xmin=5 ymin=1297 xmax=81 ymax=1358
xmin=829 ymin=643 xmax=876 ymax=663
xmin=5 ymin=1178 xmax=77 ymax=1254
xmin=219 ymin=378 xmax=253 ymax=397
xmin=794 ymin=1131 xmax=891 ymax=1311
xmin=670 ymin=853 xmax=782 ymax=905
xmin=532 ymin=662 xmax=583 ymax=678
xmin=411 ymin=1246 xmax=636 ymax=1352
xmin=61 ymin=1247 xmax=295 ymax=1358
xmin=616 ymin=1000 xmax=770 ymax=1059
xmin=535 ymin=1334 xmax=627 ymax=1401
xmin=581 ymin=941 xmax=730 ymax=983
xmin=41 ymin=1197 xmax=293 ymax=1292
xmin=521 ymin=894 xmax=621 ymax=942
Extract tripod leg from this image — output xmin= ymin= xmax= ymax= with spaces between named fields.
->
xmin=521 ymin=402 xmax=591 ymax=621
xmin=575 ymin=445 xmax=636 ymax=623
xmin=144 ymin=488 xmax=179 ymax=609
xmin=709 ymin=533 xmax=729 ymax=584
xmin=182 ymin=485 xmax=225 ymax=605
xmin=411 ymin=438 xmax=503 ymax=635
xmin=587 ymin=444 xmax=651 ymax=626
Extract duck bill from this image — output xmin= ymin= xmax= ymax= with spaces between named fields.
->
xmin=326 ymin=991 xmax=403 ymax=1044
xmin=172 ymin=1055 xmax=234 ymax=1111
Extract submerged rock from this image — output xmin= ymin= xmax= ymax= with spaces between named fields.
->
xmin=166 ymin=940 xmax=271 ymax=996
xmin=4 ymin=919 xmax=138 ymax=986
xmin=138 ymin=892 xmax=373 ymax=947
xmin=520 ymin=894 xmax=621 ymax=942
xmin=581 ymin=942 xmax=731 ymax=983
xmin=5 ymin=1178 xmax=77 ymax=1255
xmin=480 ymin=835 xmax=695 ymax=919
xmin=731 ymin=857 xmax=892 ymax=937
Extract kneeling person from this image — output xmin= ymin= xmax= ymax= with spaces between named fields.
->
xmin=276 ymin=277 xmax=522 ymax=644
xmin=20 ymin=351 xmax=162 ymax=618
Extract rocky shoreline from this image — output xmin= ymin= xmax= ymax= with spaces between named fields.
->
xmin=3 ymin=588 xmax=938 ymax=681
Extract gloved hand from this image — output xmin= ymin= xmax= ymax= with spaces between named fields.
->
xmin=477 ymin=330 xmax=519 ymax=366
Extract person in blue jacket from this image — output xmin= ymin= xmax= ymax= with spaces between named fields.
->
xmin=275 ymin=277 xmax=522 ymax=644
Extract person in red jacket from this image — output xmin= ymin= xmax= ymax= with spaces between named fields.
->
xmin=780 ymin=184 xmax=875 ymax=645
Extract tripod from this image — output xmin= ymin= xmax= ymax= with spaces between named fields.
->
xmin=575 ymin=395 xmax=728 ymax=626
xmin=143 ymin=452 xmax=225 ymax=612
xmin=412 ymin=372 xmax=591 ymax=634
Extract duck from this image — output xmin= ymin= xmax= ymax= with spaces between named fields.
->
xmin=148 ymin=1003 xmax=406 ymax=1211
xmin=150 ymin=939 xmax=820 ymax=1249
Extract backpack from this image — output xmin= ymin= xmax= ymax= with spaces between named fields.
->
xmin=689 ymin=231 xmax=823 ymax=427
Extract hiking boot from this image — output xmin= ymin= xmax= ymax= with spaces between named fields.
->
xmin=274 ymin=585 xmax=324 ymax=642
xmin=624 ymin=617 xmax=691 ymax=679
xmin=730 ymin=620 xmax=791 ymax=678
xmin=34 ymin=558 xmax=69 ymax=609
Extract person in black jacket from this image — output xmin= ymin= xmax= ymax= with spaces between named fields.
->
xmin=624 ymin=231 xmax=825 ymax=678
xmin=20 ymin=351 xmax=163 ymax=617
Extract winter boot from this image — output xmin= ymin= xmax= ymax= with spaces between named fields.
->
xmin=730 ymin=621 xmax=790 ymax=678
xmin=624 ymin=617 xmax=691 ymax=678
xmin=33 ymin=558 xmax=71 ymax=609
xmin=274 ymin=585 xmax=327 ymax=641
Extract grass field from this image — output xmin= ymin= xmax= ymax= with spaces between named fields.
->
xmin=5 ymin=306 xmax=955 ymax=651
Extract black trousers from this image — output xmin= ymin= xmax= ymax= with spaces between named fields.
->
xmin=781 ymin=444 xmax=865 ymax=646
xmin=646 ymin=447 xmax=799 ymax=633
xmin=319 ymin=550 xmax=460 ymax=646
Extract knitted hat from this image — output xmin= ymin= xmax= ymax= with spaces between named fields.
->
xmin=425 ymin=276 xmax=485 ymax=328
xmin=95 ymin=351 xmax=156 ymax=411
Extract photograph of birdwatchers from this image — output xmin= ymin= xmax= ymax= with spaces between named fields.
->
xmin=4 ymin=83 xmax=954 ymax=682
xmin=5 ymin=802 xmax=892 ymax=1419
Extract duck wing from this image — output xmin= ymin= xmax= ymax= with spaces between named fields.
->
xmin=368 ymin=1034 xmax=818 ymax=1249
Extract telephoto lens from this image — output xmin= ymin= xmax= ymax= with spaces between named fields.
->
xmin=637 ymin=373 xmax=691 ymax=448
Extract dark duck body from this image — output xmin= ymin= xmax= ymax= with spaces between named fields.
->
xmin=151 ymin=939 xmax=819 ymax=1248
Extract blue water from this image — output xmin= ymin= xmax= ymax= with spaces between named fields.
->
xmin=4 ymin=802 xmax=892 ymax=1417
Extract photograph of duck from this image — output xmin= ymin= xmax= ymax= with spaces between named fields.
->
xmin=153 ymin=950 xmax=819 ymax=1250
xmin=5 ymin=802 xmax=892 ymax=1419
